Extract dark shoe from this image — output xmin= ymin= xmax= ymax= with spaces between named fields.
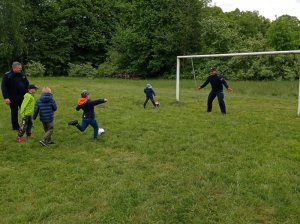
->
xmin=68 ymin=120 xmax=78 ymax=126
xmin=39 ymin=140 xmax=48 ymax=146
xmin=46 ymin=141 xmax=55 ymax=144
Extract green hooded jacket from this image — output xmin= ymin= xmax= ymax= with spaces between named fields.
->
xmin=20 ymin=92 xmax=35 ymax=118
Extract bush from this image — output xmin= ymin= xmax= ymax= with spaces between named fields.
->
xmin=25 ymin=61 xmax=45 ymax=77
xmin=98 ymin=62 xmax=118 ymax=77
xmin=68 ymin=63 xmax=98 ymax=78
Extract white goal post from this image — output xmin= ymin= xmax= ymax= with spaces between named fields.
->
xmin=176 ymin=50 xmax=300 ymax=116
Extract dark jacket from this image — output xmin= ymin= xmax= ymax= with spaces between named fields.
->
xmin=1 ymin=70 xmax=29 ymax=100
xmin=144 ymin=87 xmax=156 ymax=98
xmin=200 ymin=73 xmax=229 ymax=92
xmin=33 ymin=93 xmax=57 ymax=123
xmin=76 ymin=98 xmax=106 ymax=119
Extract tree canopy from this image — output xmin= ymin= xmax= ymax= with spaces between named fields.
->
xmin=0 ymin=0 xmax=299 ymax=80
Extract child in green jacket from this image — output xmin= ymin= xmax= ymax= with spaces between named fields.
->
xmin=16 ymin=84 xmax=38 ymax=143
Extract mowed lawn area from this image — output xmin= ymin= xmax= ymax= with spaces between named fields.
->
xmin=0 ymin=77 xmax=299 ymax=223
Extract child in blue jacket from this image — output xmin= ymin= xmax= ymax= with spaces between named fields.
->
xmin=33 ymin=87 xmax=57 ymax=146
xmin=68 ymin=90 xmax=107 ymax=139
xmin=144 ymin=83 xmax=158 ymax=108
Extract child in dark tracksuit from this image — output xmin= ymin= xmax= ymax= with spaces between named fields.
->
xmin=68 ymin=90 xmax=107 ymax=139
xmin=144 ymin=83 xmax=157 ymax=108
xmin=33 ymin=87 xmax=57 ymax=146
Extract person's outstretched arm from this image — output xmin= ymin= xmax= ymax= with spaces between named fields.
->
xmin=198 ymin=77 xmax=209 ymax=90
xmin=92 ymin=98 xmax=108 ymax=106
xmin=221 ymin=78 xmax=233 ymax=92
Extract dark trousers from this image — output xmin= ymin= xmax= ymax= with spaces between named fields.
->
xmin=18 ymin=116 xmax=33 ymax=137
xmin=76 ymin=118 xmax=99 ymax=139
xmin=10 ymin=97 xmax=23 ymax=130
xmin=42 ymin=121 xmax=54 ymax=142
xmin=144 ymin=96 xmax=156 ymax=108
xmin=207 ymin=91 xmax=226 ymax=114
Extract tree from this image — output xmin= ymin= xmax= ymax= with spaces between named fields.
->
xmin=225 ymin=9 xmax=270 ymax=38
xmin=267 ymin=15 xmax=300 ymax=50
xmin=59 ymin=0 xmax=116 ymax=65
xmin=25 ymin=0 xmax=72 ymax=75
xmin=0 ymin=0 xmax=27 ymax=72
xmin=199 ymin=16 xmax=241 ymax=54
xmin=25 ymin=0 xmax=118 ymax=75
xmin=105 ymin=0 xmax=208 ymax=77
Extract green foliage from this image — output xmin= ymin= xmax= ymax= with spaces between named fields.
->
xmin=25 ymin=60 xmax=45 ymax=77
xmin=59 ymin=0 xmax=116 ymax=64
xmin=106 ymin=0 xmax=207 ymax=77
xmin=1 ymin=0 xmax=299 ymax=78
xmin=68 ymin=62 xmax=98 ymax=78
xmin=199 ymin=16 xmax=241 ymax=53
xmin=0 ymin=0 xmax=27 ymax=71
xmin=181 ymin=53 xmax=300 ymax=81
xmin=98 ymin=61 xmax=118 ymax=78
xmin=267 ymin=15 xmax=300 ymax=50
xmin=24 ymin=0 xmax=117 ymax=75
xmin=225 ymin=9 xmax=270 ymax=37
xmin=25 ymin=0 xmax=72 ymax=75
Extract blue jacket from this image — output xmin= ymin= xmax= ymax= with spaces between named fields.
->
xmin=33 ymin=93 xmax=57 ymax=123
xmin=76 ymin=98 xmax=106 ymax=119
xmin=144 ymin=87 xmax=156 ymax=98
xmin=1 ymin=70 xmax=29 ymax=100
xmin=200 ymin=73 xmax=229 ymax=92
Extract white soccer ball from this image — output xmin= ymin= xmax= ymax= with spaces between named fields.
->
xmin=98 ymin=128 xmax=105 ymax=135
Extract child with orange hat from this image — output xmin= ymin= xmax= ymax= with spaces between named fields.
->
xmin=68 ymin=90 xmax=107 ymax=139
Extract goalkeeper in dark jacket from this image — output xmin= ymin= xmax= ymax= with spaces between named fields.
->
xmin=68 ymin=90 xmax=107 ymax=139
xmin=198 ymin=67 xmax=233 ymax=114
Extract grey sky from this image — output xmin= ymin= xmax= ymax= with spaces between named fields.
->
xmin=211 ymin=0 xmax=300 ymax=20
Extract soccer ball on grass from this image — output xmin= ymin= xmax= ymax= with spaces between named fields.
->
xmin=98 ymin=128 xmax=105 ymax=135
xmin=155 ymin=101 xmax=160 ymax=108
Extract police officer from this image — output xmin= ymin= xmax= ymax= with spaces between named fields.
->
xmin=198 ymin=67 xmax=233 ymax=114
xmin=1 ymin=62 xmax=29 ymax=130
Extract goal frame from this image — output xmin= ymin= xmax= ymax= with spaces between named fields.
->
xmin=176 ymin=50 xmax=300 ymax=116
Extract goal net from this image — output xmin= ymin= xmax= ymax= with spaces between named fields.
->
xmin=176 ymin=50 xmax=300 ymax=116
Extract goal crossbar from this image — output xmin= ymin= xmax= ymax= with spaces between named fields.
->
xmin=176 ymin=50 xmax=300 ymax=116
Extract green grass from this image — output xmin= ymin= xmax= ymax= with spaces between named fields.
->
xmin=0 ymin=77 xmax=299 ymax=223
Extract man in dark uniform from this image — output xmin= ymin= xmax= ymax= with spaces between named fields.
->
xmin=1 ymin=62 xmax=29 ymax=130
xmin=198 ymin=67 xmax=233 ymax=114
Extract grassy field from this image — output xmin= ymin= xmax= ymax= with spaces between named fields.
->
xmin=0 ymin=77 xmax=299 ymax=223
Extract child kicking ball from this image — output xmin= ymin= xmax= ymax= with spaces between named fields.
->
xmin=68 ymin=90 xmax=107 ymax=139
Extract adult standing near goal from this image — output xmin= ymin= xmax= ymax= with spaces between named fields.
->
xmin=1 ymin=62 xmax=29 ymax=130
xmin=198 ymin=67 xmax=233 ymax=114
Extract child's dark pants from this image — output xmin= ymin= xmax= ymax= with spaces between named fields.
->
xmin=76 ymin=118 xmax=99 ymax=139
xmin=144 ymin=97 xmax=156 ymax=108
